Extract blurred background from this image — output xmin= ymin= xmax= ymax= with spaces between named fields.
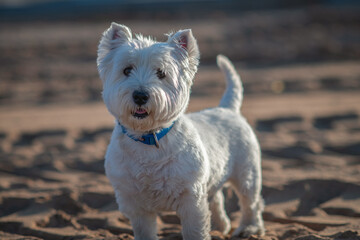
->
xmin=0 ymin=1 xmax=360 ymax=240
xmin=0 ymin=0 xmax=360 ymax=107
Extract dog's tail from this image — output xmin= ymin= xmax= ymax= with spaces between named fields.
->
xmin=217 ymin=55 xmax=243 ymax=113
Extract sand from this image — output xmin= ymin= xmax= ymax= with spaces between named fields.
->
xmin=0 ymin=6 xmax=360 ymax=240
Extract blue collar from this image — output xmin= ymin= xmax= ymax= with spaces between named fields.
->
xmin=118 ymin=121 xmax=175 ymax=148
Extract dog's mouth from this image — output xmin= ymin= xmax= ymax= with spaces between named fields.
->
xmin=132 ymin=107 xmax=149 ymax=119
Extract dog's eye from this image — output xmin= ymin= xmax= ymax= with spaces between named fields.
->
xmin=123 ymin=66 xmax=133 ymax=76
xmin=156 ymin=69 xmax=166 ymax=79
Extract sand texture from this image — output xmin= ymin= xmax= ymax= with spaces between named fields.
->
xmin=0 ymin=6 xmax=360 ymax=240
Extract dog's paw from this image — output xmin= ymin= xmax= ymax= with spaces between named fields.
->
xmin=212 ymin=216 xmax=231 ymax=235
xmin=231 ymin=224 xmax=265 ymax=238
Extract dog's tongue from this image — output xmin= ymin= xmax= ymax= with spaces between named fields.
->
xmin=135 ymin=109 xmax=147 ymax=114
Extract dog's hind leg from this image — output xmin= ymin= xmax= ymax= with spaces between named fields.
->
xmin=209 ymin=190 xmax=231 ymax=234
xmin=230 ymin=160 xmax=265 ymax=238
xmin=232 ymin=193 xmax=265 ymax=238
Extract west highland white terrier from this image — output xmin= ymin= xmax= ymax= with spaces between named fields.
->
xmin=97 ymin=23 xmax=265 ymax=240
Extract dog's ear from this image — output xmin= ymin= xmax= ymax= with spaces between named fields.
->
xmin=108 ymin=22 xmax=132 ymax=43
xmin=97 ymin=23 xmax=132 ymax=66
xmin=167 ymin=29 xmax=200 ymax=63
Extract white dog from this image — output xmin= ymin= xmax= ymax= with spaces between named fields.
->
xmin=97 ymin=23 xmax=264 ymax=240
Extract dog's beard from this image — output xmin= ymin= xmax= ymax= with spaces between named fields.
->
xmin=121 ymin=104 xmax=155 ymax=132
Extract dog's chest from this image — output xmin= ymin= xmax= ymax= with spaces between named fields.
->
xmin=106 ymin=151 xmax=188 ymax=211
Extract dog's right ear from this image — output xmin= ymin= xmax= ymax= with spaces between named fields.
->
xmin=97 ymin=23 xmax=132 ymax=66
xmin=167 ymin=29 xmax=199 ymax=61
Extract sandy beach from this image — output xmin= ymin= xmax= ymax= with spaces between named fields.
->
xmin=0 ymin=5 xmax=359 ymax=239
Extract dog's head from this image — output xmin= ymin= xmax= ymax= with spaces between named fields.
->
xmin=97 ymin=23 xmax=199 ymax=133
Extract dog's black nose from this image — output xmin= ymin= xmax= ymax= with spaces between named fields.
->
xmin=132 ymin=90 xmax=149 ymax=106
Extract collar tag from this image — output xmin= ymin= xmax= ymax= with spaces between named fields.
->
xmin=152 ymin=132 xmax=160 ymax=148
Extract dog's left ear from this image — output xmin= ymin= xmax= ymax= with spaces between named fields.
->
xmin=97 ymin=23 xmax=132 ymax=67
xmin=168 ymin=29 xmax=200 ymax=65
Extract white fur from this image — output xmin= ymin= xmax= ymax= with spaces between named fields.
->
xmin=97 ymin=23 xmax=265 ymax=240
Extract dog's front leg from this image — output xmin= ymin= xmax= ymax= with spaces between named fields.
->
xmin=177 ymin=192 xmax=211 ymax=240
xmin=128 ymin=212 xmax=158 ymax=240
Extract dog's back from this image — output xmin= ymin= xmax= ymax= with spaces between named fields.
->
xmin=187 ymin=55 xmax=260 ymax=197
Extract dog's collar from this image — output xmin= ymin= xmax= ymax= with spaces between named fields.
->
xmin=118 ymin=121 xmax=175 ymax=148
